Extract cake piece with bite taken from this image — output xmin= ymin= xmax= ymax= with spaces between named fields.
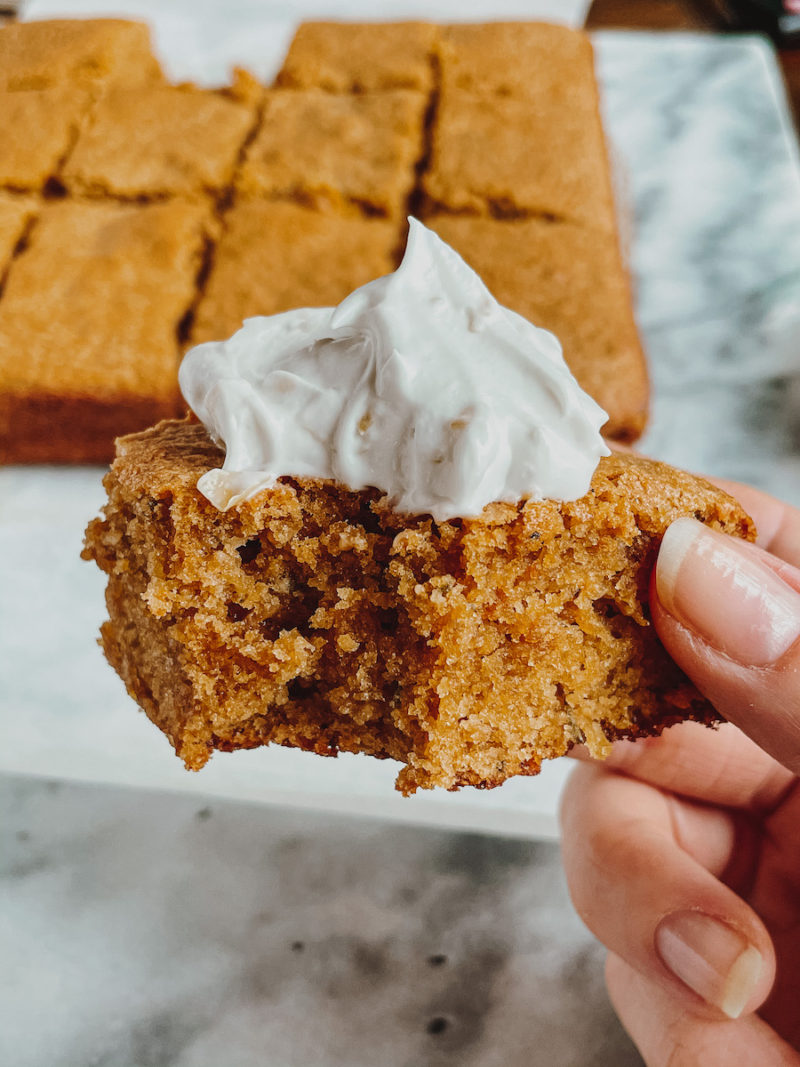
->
xmin=84 ymin=221 xmax=754 ymax=793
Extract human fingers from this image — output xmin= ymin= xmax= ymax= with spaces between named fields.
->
xmin=710 ymin=480 xmax=800 ymax=566
xmin=560 ymin=762 xmax=775 ymax=1019
xmin=604 ymin=953 xmax=800 ymax=1067
xmin=654 ymin=518 xmax=800 ymax=774
xmin=569 ymin=721 xmax=794 ymax=814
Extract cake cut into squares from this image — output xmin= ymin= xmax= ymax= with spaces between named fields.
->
xmin=0 ymin=193 xmax=38 ymax=280
xmin=427 ymin=214 xmax=648 ymax=441
xmin=84 ymin=419 xmax=754 ymax=794
xmin=438 ymin=21 xmax=596 ymax=100
xmin=0 ymin=199 xmax=215 ymax=463
xmin=0 ymin=88 xmax=91 ymax=192
xmin=424 ymin=89 xmax=616 ymax=233
xmin=191 ymin=199 xmax=398 ymax=345
xmin=237 ymin=89 xmax=426 ymax=218
xmin=0 ymin=18 xmax=163 ymax=92
xmin=62 ymin=82 xmax=260 ymax=199
xmin=276 ymin=20 xmax=439 ymax=93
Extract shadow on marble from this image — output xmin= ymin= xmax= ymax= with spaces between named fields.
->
xmin=0 ymin=773 xmax=643 ymax=1067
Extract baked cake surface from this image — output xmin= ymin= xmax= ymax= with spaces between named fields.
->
xmin=276 ymin=20 xmax=439 ymax=93
xmin=0 ymin=16 xmax=649 ymax=462
xmin=84 ymin=419 xmax=754 ymax=794
xmin=191 ymin=200 xmax=398 ymax=344
xmin=438 ymin=21 xmax=596 ymax=99
xmin=0 ymin=88 xmax=91 ymax=191
xmin=0 ymin=200 xmax=214 ymax=463
xmin=0 ymin=193 xmax=37 ymax=279
xmin=237 ymin=88 xmax=426 ymax=218
xmin=0 ymin=18 xmax=163 ymax=91
xmin=62 ymin=83 xmax=261 ymax=199
xmin=424 ymin=88 xmax=616 ymax=232
xmin=428 ymin=214 xmax=648 ymax=441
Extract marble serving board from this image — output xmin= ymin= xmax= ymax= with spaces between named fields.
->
xmin=2 ymin=30 xmax=800 ymax=842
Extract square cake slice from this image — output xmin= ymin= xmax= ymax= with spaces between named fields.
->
xmin=61 ymin=82 xmax=261 ymax=200
xmin=0 ymin=18 xmax=163 ymax=92
xmin=237 ymin=89 xmax=426 ymax=218
xmin=84 ymin=419 xmax=754 ymax=794
xmin=191 ymin=200 xmax=398 ymax=345
xmin=0 ymin=88 xmax=91 ymax=192
xmin=426 ymin=215 xmax=648 ymax=442
xmin=438 ymin=22 xmax=596 ymax=100
xmin=0 ymin=200 xmax=215 ymax=464
xmin=275 ymin=20 xmax=439 ymax=93
xmin=424 ymin=88 xmax=616 ymax=232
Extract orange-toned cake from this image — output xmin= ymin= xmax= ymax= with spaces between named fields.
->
xmin=191 ymin=200 xmax=399 ymax=344
xmin=0 ymin=88 xmax=91 ymax=192
xmin=0 ymin=193 xmax=38 ymax=280
xmin=237 ymin=89 xmax=427 ymax=218
xmin=275 ymin=20 xmax=440 ymax=93
xmin=438 ymin=21 xmax=597 ymax=100
xmin=424 ymin=88 xmax=617 ymax=233
xmin=84 ymin=419 xmax=754 ymax=793
xmin=0 ymin=200 xmax=215 ymax=464
xmin=427 ymin=215 xmax=648 ymax=441
xmin=0 ymin=16 xmax=650 ymax=464
xmin=61 ymin=79 xmax=261 ymax=200
xmin=0 ymin=18 xmax=163 ymax=91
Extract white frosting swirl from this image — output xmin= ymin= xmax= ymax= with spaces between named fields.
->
xmin=179 ymin=219 xmax=610 ymax=521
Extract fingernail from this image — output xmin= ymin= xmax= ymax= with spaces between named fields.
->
xmin=655 ymin=911 xmax=763 ymax=1018
xmin=657 ymin=517 xmax=800 ymax=666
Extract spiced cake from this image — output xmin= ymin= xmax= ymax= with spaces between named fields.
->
xmin=190 ymin=201 xmax=399 ymax=345
xmin=236 ymin=88 xmax=427 ymax=218
xmin=83 ymin=418 xmax=754 ymax=793
xmin=0 ymin=199 xmax=215 ymax=464
xmin=0 ymin=17 xmax=649 ymax=461
xmin=61 ymin=76 xmax=262 ymax=201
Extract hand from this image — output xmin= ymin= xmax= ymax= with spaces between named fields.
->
xmin=560 ymin=482 xmax=800 ymax=1065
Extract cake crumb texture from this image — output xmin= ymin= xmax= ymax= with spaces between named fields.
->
xmin=0 ymin=17 xmax=647 ymax=461
xmin=84 ymin=419 xmax=755 ymax=793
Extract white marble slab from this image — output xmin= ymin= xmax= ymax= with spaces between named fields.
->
xmin=2 ymin=29 xmax=800 ymax=844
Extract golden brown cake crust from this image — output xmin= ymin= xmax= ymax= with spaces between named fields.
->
xmin=438 ymin=21 xmax=595 ymax=99
xmin=0 ymin=192 xmax=37 ymax=279
xmin=237 ymin=89 xmax=426 ymax=218
xmin=84 ymin=419 xmax=755 ymax=793
xmin=191 ymin=201 xmax=399 ymax=345
xmin=0 ymin=17 xmax=649 ymax=462
xmin=0 ymin=88 xmax=91 ymax=192
xmin=424 ymin=88 xmax=616 ymax=233
xmin=0 ymin=19 xmax=164 ymax=91
xmin=275 ymin=20 xmax=440 ymax=93
xmin=0 ymin=200 xmax=214 ymax=464
xmin=62 ymin=84 xmax=261 ymax=199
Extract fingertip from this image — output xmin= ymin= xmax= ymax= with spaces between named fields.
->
xmin=655 ymin=516 xmax=704 ymax=618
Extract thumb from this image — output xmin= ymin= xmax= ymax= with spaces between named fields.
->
xmin=653 ymin=517 xmax=800 ymax=775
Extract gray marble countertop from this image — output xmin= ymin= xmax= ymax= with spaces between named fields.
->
xmin=1 ymin=773 xmax=642 ymax=1067
xmin=3 ymin=5 xmax=800 ymax=1065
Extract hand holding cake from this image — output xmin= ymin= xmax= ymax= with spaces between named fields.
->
xmin=561 ymin=486 xmax=800 ymax=1063
xmin=84 ymin=223 xmax=754 ymax=793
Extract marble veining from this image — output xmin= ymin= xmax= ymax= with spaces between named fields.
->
xmin=0 ymin=774 xmax=642 ymax=1067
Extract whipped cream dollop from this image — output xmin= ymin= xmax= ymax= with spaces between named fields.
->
xmin=179 ymin=219 xmax=610 ymax=521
